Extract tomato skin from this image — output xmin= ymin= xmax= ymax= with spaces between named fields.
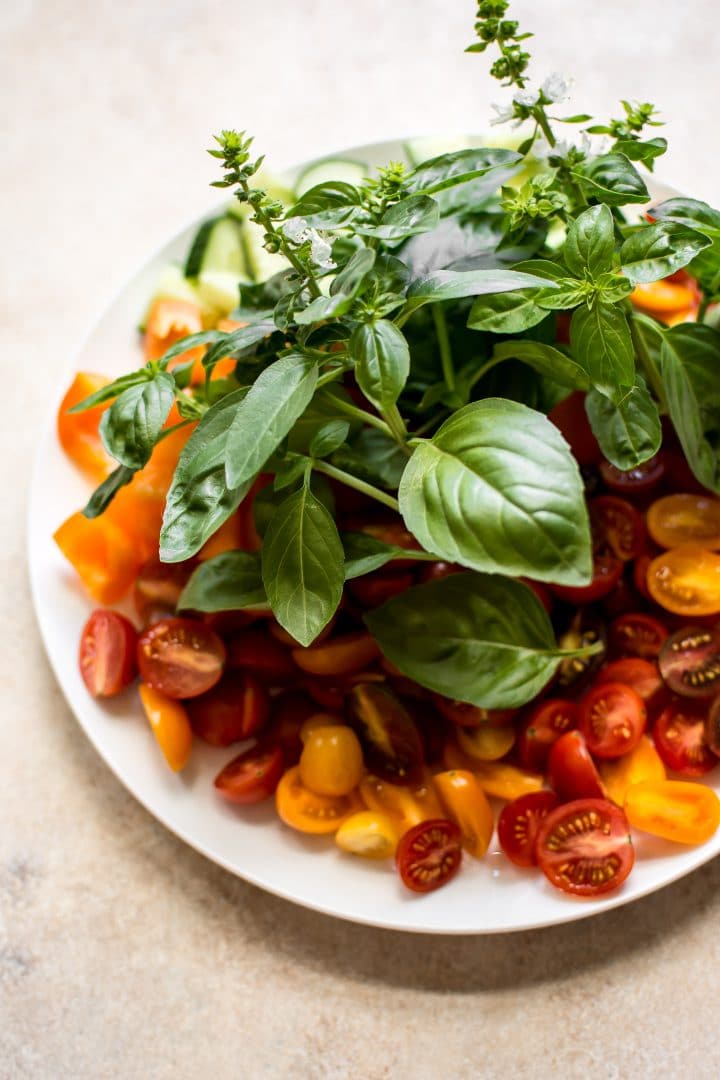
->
xmin=79 ymin=610 xmax=138 ymax=697
xmin=138 ymin=683 xmax=193 ymax=772
xmin=596 ymin=658 xmax=667 ymax=716
xmin=347 ymin=570 xmax=415 ymax=609
xmin=443 ymin=742 xmax=544 ymax=800
xmin=395 ymin=819 xmax=463 ymax=894
xmin=591 ymin=495 xmax=646 ymax=562
xmin=143 ymin=297 xmax=203 ymax=373
xmin=624 ymin=780 xmax=720 ymax=845
xmin=551 ymin=553 xmax=623 ymax=605
xmin=658 ymin=625 xmax=720 ymax=699
xmin=292 ymin=632 xmax=380 ymax=677
xmin=186 ymin=673 xmax=269 ymax=747
xmin=516 ymin=699 xmax=579 ymax=772
xmin=599 ymin=455 xmax=665 ymax=496
xmin=548 ymin=391 xmax=601 ymax=466
xmin=57 ymin=372 xmax=115 ymax=481
xmin=497 ymin=791 xmax=559 ymax=867
xmin=137 ymin=618 xmax=226 ymax=699
xmin=359 ymin=771 xmax=443 ymax=830
xmin=275 ymin=765 xmax=362 ymax=834
xmin=630 ymin=277 xmax=698 ymax=318
xmin=647 ymin=494 xmax=720 ymax=551
xmin=214 ymin=744 xmax=285 ymax=805
xmin=263 ymin=690 xmax=318 ymax=764
xmin=133 ymin=558 xmax=195 ymax=625
xmin=608 ymin=613 xmax=668 ymax=661
xmin=457 ymin=723 xmax=515 ymax=762
xmin=335 ymin=811 xmax=402 ymax=859
xmin=345 ymin=683 xmax=425 ymax=784
xmin=548 ymin=731 xmax=606 ymax=801
xmin=646 ymin=545 xmax=720 ymax=616
xmin=419 ymin=561 xmax=463 ymax=584
xmin=579 ymin=682 xmax=647 ymax=759
xmin=535 ymin=798 xmax=634 ymax=896
xmin=433 ymin=770 xmax=494 ymax=858
xmin=226 ymin=627 xmax=298 ymax=685
xmin=299 ymin=725 xmax=364 ymax=797
xmin=653 ymin=703 xmax=717 ymax=776
xmin=432 ymin=696 xmax=516 ymax=729
xmin=705 ymin=696 xmax=720 ymax=757
xmin=54 ymin=511 xmax=142 ymax=605
xmin=599 ymin=735 xmax=666 ymax=806
xmin=633 ymin=552 xmax=655 ymax=602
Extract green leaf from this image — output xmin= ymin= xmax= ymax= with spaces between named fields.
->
xmin=273 ymin=454 xmax=309 ymax=491
xmin=564 ymin=204 xmax=615 ymax=279
xmin=177 ymin=551 xmax=267 ymax=613
xmin=286 ymin=181 xmax=361 ymax=227
xmin=354 ymin=196 xmax=440 ymax=241
xmin=492 ymin=341 xmax=590 ymax=390
xmin=99 ymin=374 xmax=175 ymax=470
xmin=365 ymin=573 xmax=601 ymax=709
xmin=574 ymin=153 xmax=649 ymax=206
xmin=406 ymin=147 xmax=521 ymax=196
xmin=81 ymin=464 xmax=136 ymax=519
xmin=342 ymin=532 xmax=435 ymax=580
xmin=536 ymin=281 xmax=590 ymax=310
xmin=613 ymin=137 xmax=667 ymax=169
xmin=309 ymin=420 xmax=350 ymax=458
xmin=160 ymin=389 xmax=253 ymax=562
xmin=329 ymin=246 xmax=376 ymax=296
xmin=202 ymin=321 xmax=276 ymax=373
xmin=351 ymin=319 xmax=410 ymax=412
xmin=331 ymin=428 xmax=407 ymax=490
xmin=585 ymin=376 xmax=662 ymax=470
xmin=620 ymin=221 xmax=711 ymax=284
xmin=67 ymin=371 xmax=150 ymax=413
xmin=467 ymin=290 xmax=548 ymax=334
xmin=399 ymin=399 xmax=592 ymax=585
xmin=660 ymin=324 xmax=720 ymax=492
xmin=404 ymin=268 xmax=557 ymax=316
xmin=570 ymin=301 xmax=635 ymax=403
xmin=649 ymin=197 xmax=720 ymax=234
xmin=261 ymin=485 xmax=345 ymax=646
xmin=158 ymin=330 xmax=229 ymax=368
xmin=225 ymin=352 xmax=318 ymax=488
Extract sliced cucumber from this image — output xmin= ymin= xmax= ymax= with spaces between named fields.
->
xmin=404 ymin=135 xmax=472 ymax=166
xmin=295 ymin=157 xmax=368 ymax=196
xmin=241 ymin=221 xmax=290 ymax=283
xmin=185 ymin=215 xmax=246 ymax=279
xmin=195 ymin=270 xmax=243 ymax=319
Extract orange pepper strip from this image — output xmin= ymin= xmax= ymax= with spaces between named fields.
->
xmin=630 ymin=280 xmax=697 ymax=323
xmin=138 ymin=683 xmax=193 ymax=772
xmin=57 ymin=372 xmax=115 ymax=481
xmin=54 ymin=512 xmax=142 ymax=604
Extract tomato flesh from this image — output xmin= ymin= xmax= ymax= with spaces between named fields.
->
xmin=579 ymin=682 xmax=646 ymax=759
xmin=79 ymin=610 xmax=138 ymax=697
xmin=517 ymin=699 xmax=579 ymax=772
xmin=134 ymin=558 xmax=195 ymax=625
xmin=548 ymin=731 xmax=605 ymax=801
xmin=646 ymin=545 xmax=720 ymax=616
xmin=624 ymin=780 xmax=720 ymax=845
xmin=137 ymin=617 xmax=226 ymax=699
xmin=345 ymin=682 xmax=425 ymax=784
xmin=186 ymin=672 xmax=269 ymax=746
xmin=608 ymin=613 xmax=668 ymax=660
xmin=276 ymin=765 xmax=362 ymax=834
xmin=590 ymin=495 xmax=646 ymax=562
xmin=497 ymin=791 xmax=559 ymax=867
xmin=395 ymin=819 xmax=463 ymax=893
xmin=596 ymin=658 xmax=666 ymax=715
xmin=653 ymin=703 xmax=717 ymax=776
xmin=226 ymin=627 xmax=298 ymax=684
xmin=214 ymin=745 xmax=285 ymax=805
xmin=647 ymin=494 xmax=720 ymax=550
xmin=535 ymin=798 xmax=634 ymax=896
xmin=658 ymin=625 xmax=720 ymax=699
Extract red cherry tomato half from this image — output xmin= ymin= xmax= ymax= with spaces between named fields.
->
xmin=395 ymin=819 xmax=463 ymax=894
xmin=419 ymin=561 xmax=463 ymax=584
xmin=214 ymin=744 xmax=285 ymax=805
xmin=654 ymin=702 xmax=717 ymax=776
xmin=264 ymin=690 xmax=320 ymax=765
xmin=133 ymin=558 xmax=194 ymax=625
xmin=432 ymin=695 xmax=516 ymax=728
xmin=497 ymin=791 xmax=559 ymax=867
xmin=548 ymin=391 xmax=601 ymax=466
xmin=79 ymin=609 xmax=138 ymax=697
xmin=600 ymin=577 xmax=644 ymax=620
xmin=658 ymin=625 xmax=720 ymax=699
xmin=535 ymin=798 xmax=634 ymax=896
xmin=551 ymin=552 xmax=623 ymax=606
xmin=599 ymin=454 xmax=665 ymax=496
xmin=137 ymin=617 xmax=226 ymax=699
xmin=596 ymin=658 xmax=665 ymax=709
xmin=347 ymin=570 xmax=415 ymax=609
xmin=579 ymin=682 xmax=646 ymax=759
xmin=633 ymin=551 xmax=655 ymax=602
xmin=516 ymin=699 xmax=579 ymax=773
xmin=186 ymin=673 xmax=269 ymax=747
xmin=547 ymin=731 xmax=606 ymax=801
xmin=608 ymin=612 xmax=668 ymax=660
xmin=226 ymin=627 xmax=298 ymax=685
xmin=590 ymin=495 xmax=646 ymax=562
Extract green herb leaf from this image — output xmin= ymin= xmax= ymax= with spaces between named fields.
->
xmin=406 ymin=148 xmax=521 ymax=196
xmin=660 ymin=324 xmax=720 ymax=492
xmin=613 ymin=137 xmax=667 ymax=170
xmin=404 ymin=268 xmax=556 ymax=316
xmin=286 ymin=180 xmax=362 ymax=227
xmin=81 ymin=464 xmax=136 ymax=519
xmin=158 ymin=330 xmax=229 ymax=368
xmin=585 ymin=376 xmax=662 ymax=470
xmin=467 ymin=290 xmax=548 ymax=334
xmin=67 ymin=371 xmax=150 ymax=413
xmin=177 ymin=551 xmax=267 ymax=613
xmin=309 ymin=420 xmax=350 ymax=458
xmin=492 ymin=340 xmax=590 ymax=390
xmin=620 ymin=221 xmax=711 ymax=284
xmin=99 ymin=374 xmax=175 ymax=470
xmin=261 ymin=485 xmax=345 ymax=646
xmin=365 ymin=573 xmax=601 ymax=709
xmin=570 ymin=301 xmax=635 ymax=403
xmin=342 ymin=532 xmax=435 ymax=580
xmin=331 ymin=428 xmax=407 ymax=490
xmin=355 ymin=196 xmax=440 ymax=242
xmin=202 ymin=321 xmax=276 ymax=373
xmin=574 ymin=153 xmax=649 ymax=206
xmin=564 ymin=204 xmax=615 ymax=279
xmin=351 ymin=319 xmax=410 ymax=412
xmin=329 ymin=246 xmax=376 ymax=296
xmin=399 ymin=399 xmax=592 ymax=585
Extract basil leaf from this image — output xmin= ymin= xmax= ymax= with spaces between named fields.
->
xmin=660 ymin=324 xmax=720 ymax=492
xmin=273 ymin=454 xmax=309 ymax=491
xmin=82 ymin=464 xmax=136 ymax=519
xmin=159 ymin=330 xmax=227 ymax=368
xmin=399 ymin=398 xmax=592 ymax=585
xmin=160 ymin=389 xmax=252 ymax=562
xmin=574 ymin=153 xmax=649 ymax=206
xmin=355 ymin=196 xmax=440 ymax=242
xmin=467 ymin=290 xmax=548 ymax=334
xmin=536 ymin=281 xmax=590 ymax=310
xmin=225 ymin=352 xmax=318 ymax=488
xmin=365 ymin=573 xmax=601 ymax=709
xmin=613 ymin=137 xmax=667 ymax=170
xmin=351 ymin=319 xmax=410 ymax=412
xmin=309 ymin=420 xmax=350 ymax=458
xmin=406 ymin=147 xmax=521 ymax=196
xmin=177 ymin=551 xmax=267 ymax=613
xmin=650 ymin=197 xmax=720 ymax=234
xmin=564 ymin=204 xmax=615 ymax=279
xmin=585 ymin=377 xmax=662 ymax=470
xmin=570 ymin=301 xmax=635 ymax=403
xmin=100 ymin=374 xmax=175 ymax=470
xmin=492 ymin=341 xmax=590 ymax=390
xmin=343 ymin=532 xmax=435 ymax=580
xmin=331 ymin=428 xmax=407 ymax=490
xmin=329 ymin=246 xmax=376 ymax=296
xmin=286 ymin=181 xmax=362 ymax=227
xmin=404 ymin=268 xmax=557 ymax=316
xmin=67 ymin=371 xmax=150 ymax=413
xmin=620 ymin=222 xmax=711 ymax=284
xmin=261 ymin=485 xmax=345 ymax=646
xmin=203 ymin=321 xmax=276 ymax=373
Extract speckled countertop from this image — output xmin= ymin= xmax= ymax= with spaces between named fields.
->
xmin=3 ymin=2 xmax=720 ymax=1076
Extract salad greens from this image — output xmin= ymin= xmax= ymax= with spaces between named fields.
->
xmin=71 ymin=0 xmax=720 ymax=704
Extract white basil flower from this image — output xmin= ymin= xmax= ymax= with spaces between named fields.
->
xmin=541 ymin=72 xmax=571 ymax=104
xmin=513 ymin=88 xmax=539 ymax=108
xmin=283 ymin=216 xmax=310 ymax=244
xmin=489 ymin=102 xmax=515 ymax=126
xmin=310 ymin=231 xmax=335 ymax=269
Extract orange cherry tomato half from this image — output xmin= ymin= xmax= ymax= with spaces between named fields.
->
xmin=138 ymin=683 xmax=193 ymax=772
xmin=144 ymin=297 xmax=203 ymax=363
xmin=646 ymin=545 xmax=720 ymax=616
xmin=432 ymin=695 xmax=516 ymax=728
xmin=547 ymin=731 xmax=606 ymax=801
xmin=535 ymin=798 xmax=634 ymax=896
xmin=299 ymin=725 xmax=364 ymax=797
xmin=443 ymin=742 xmax=544 ymax=801
xmin=579 ymin=682 xmax=646 ymax=759
xmin=214 ymin=744 xmax=285 ymax=805
xmin=137 ymin=617 xmax=226 ymax=699
xmin=599 ymin=454 xmax=665 ymax=496
xmin=395 ymin=819 xmax=463 ymax=893
xmin=630 ymin=278 xmax=698 ymax=316
xmin=599 ymin=735 xmax=666 ymax=807
xmin=275 ymin=765 xmax=362 ymax=834
xmin=516 ymin=699 xmax=579 ymax=773
xmin=433 ymin=770 xmax=494 ymax=859
xmin=457 ymin=723 xmax=515 ymax=762
xmin=359 ymin=771 xmax=443 ymax=830
xmin=550 ymin=552 xmax=623 ymax=605
xmin=647 ymin=493 xmax=720 ymax=551
xmin=186 ymin=672 xmax=269 ymax=747
xmin=608 ymin=612 xmax=668 ymax=660
xmin=291 ymin=632 xmax=380 ymax=677
xmin=57 ymin=372 xmax=115 ymax=481
xmin=78 ymin=609 xmax=138 ymax=697
xmin=653 ymin=702 xmax=717 ymax=776
xmin=624 ymin=780 xmax=720 ymax=845
xmin=658 ymin=625 xmax=720 ymax=699
xmin=497 ymin=791 xmax=559 ymax=867
xmin=335 ymin=810 xmax=402 ymax=859
xmin=590 ymin=495 xmax=646 ymax=562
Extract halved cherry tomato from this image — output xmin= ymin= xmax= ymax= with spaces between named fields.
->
xmin=133 ymin=558 xmax=194 ymax=625
xmin=214 ymin=744 xmax=285 ymax=804
xmin=144 ymin=297 xmax=203 ymax=367
xmin=226 ymin=627 xmax=298 ymax=684
xmin=263 ymin=690 xmax=318 ymax=764
xmin=600 ymin=577 xmax=644 ymax=620
xmin=599 ymin=735 xmax=666 ymax=806
xmin=275 ymin=765 xmax=362 ymax=834
xmin=335 ymin=810 xmax=401 ymax=859
xmin=599 ymin=455 xmax=665 ymax=496
xmin=608 ymin=612 xmax=668 ymax=659
xmin=303 ymin=670 xmax=385 ymax=711
xmin=359 ymin=771 xmax=443 ymax=829
xmin=497 ymin=791 xmax=559 ymax=867
xmin=457 ymin=723 xmax=515 ymax=762
xmin=548 ymin=731 xmax=606 ymax=800
xmin=647 ymin=493 xmax=720 ymax=551
xmin=596 ymin=658 xmax=666 ymax=712
xmin=555 ymin=613 xmax=607 ymax=693
xmin=186 ymin=672 xmax=269 ymax=746
xmin=653 ymin=702 xmax=717 ymax=776
xmin=630 ymin=278 xmax=698 ymax=318
xmin=395 ymin=819 xmax=463 ymax=893
xmin=516 ymin=699 xmax=579 ymax=772
xmin=579 ymin=682 xmax=646 ymax=759
xmin=345 ymin=683 xmax=424 ymax=783
xmin=299 ymin=725 xmax=364 ymax=796
xmin=348 ymin=570 xmax=415 ymax=609
xmin=54 ymin=511 xmax=142 ymax=605
xmin=292 ymin=632 xmax=380 ymax=677
xmin=138 ymin=683 xmax=193 ymax=771
xmin=591 ymin=495 xmax=646 ymax=562
xmin=443 ymin=742 xmax=544 ymax=800
xmin=57 ymin=372 xmax=114 ymax=481
xmin=551 ymin=552 xmax=623 ymax=605
xmin=79 ymin=610 xmax=138 ymax=697
xmin=646 ymin=545 xmax=720 ymax=616
xmin=137 ymin=617 xmax=225 ymax=699
xmin=705 ymin=696 xmax=720 ymax=757
xmin=658 ymin=625 xmax=720 ymax=698
xmin=624 ymin=780 xmax=720 ymax=845
xmin=432 ymin=695 xmax=516 ymax=728
xmin=535 ymin=798 xmax=634 ymax=896
xmin=433 ymin=770 xmax=494 ymax=859
xmin=548 ymin=391 xmax=601 ymax=466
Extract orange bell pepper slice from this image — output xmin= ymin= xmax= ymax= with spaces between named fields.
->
xmin=197 ymin=510 xmax=245 ymax=561
xmin=57 ymin=372 xmax=116 ymax=481
xmin=630 ymin=271 xmax=700 ymax=325
xmin=199 ymin=317 xmax=248 ymax=384
xmin=54 ymin=511 xmax=142 ymax=604
xmin=144 ymin=297 xmax=205 ymax=383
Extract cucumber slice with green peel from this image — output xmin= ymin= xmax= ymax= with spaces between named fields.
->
xmin=195 ymin=270 xmax=244 ymax=318
xmin=241 ymin=220 xmax=290 ymax=283
xmin=404 ymin=135 xmax=472 ymax=166
xmin=184 ymin=215 xmax=246 ymax=279
xmin=294 ymin=158 xmax=368 ymax=196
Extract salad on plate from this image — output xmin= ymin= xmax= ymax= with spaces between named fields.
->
xmin=52 ymin=2 xmax=720 ymax=902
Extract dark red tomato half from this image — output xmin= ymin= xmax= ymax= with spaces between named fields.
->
xmin=632 ymin=551 xmax=655 ymax=602
xmin=599 ymin=454 xmax=665 ymax=496
xmin=79 ymin=610 xmax=138 ymax=697
xmin=214 ymin=744 xmax=285 ymax=804
xmin=226 ymin=627 xmax=298 ymax=685
xmin=653 ymin=703 xmax=717 ymax=776
xmin=348 ymin=570 xmax=415 ymax=609
xmin=420 ymin=561 xmax=463 ymax=584
xmin=517 ymin=699 xmax=580 ymax=772
xmin=432 ymin=695 xmax=516 ymax=728
xmin=137 ymin=617 xmax=225 ymax=699
xmin=551 ymin=552 xmax=623 ymax=605
xmin=596 ymin=658 xmax=667 ymax=713
xmin=395 ymin=819 xmax=463 ymax=894
xmin=535 ymin=798 xmax=634 ymax=896
xmin=600 ymin=577 xmax=644 ymax=620
xmin=547 ymin=731 xmax=606 ymax=801
xmin=186 ymin=673 xmax=270 ymax=747
xmin=264 ymin=690 xmax=320 ymax=765
xmin=658 ymin=626 xmax=720 ymax=699
xmin=608 ymin=613 xmax=669 ymax=660
xmin=548 ymin=391 xmax=601 ymax=466
xmin=591 ymin=495 xmax=646 ymax=562
xmin=497 ymin=791 xmax=559 ymax=867
xmin=578 ymin=682 xmax=646 ymax=759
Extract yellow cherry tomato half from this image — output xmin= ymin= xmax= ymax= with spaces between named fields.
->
xmin=335 ymin=811 xmax=402 ymax=859
xmin=359 ymin=771 xmax=443 ymax=830
xmin=291 ymin=632 xmax=380 ymax=677
xmin=647 ymin=494 xmax=720 ymax=551
xmin=624 ymin=779 xmax=720 ymax=845
xmin=443 ymin=741 xmax=544 ymax=801
xmin=138 ymin=683 xmax=193 ymax=772
xmin=457 ymin=723 xmax=515 ymax=762
xmin=299 ymin=713 xmax=342 ymax=743
xmin=646 ymin=545 xmax=720 ymax=616
xmin=299 ymin=725 xmax=364 ymax=796
xmin=599 ymin=734 xmax=666 ymax=807
xmin=433 ymin=769 xmax=494 ymax=859
xmin=275 ymin=766 xmax=362 ymax=835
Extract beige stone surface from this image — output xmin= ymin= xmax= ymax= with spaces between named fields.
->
xmin=3 ymin=2 xmax=720 ymax=1077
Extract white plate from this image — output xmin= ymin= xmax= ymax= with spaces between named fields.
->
xmin=28 ymin=138 xmax=718 ymax=934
